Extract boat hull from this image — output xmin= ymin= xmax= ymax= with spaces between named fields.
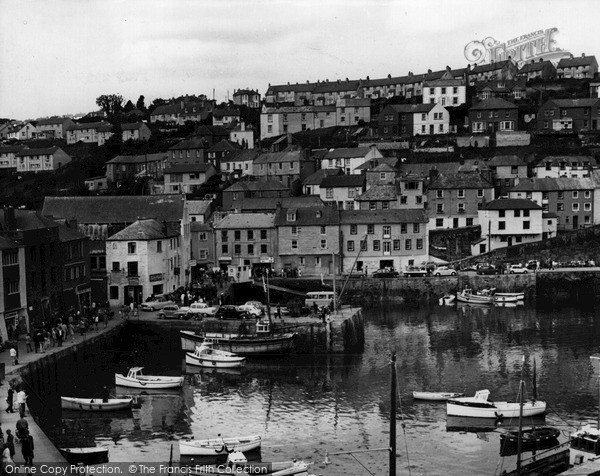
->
xmin=59 ymin=447 xmax=109 ymax=465
xmin=180 ymin=330 xmax=296 ymax=355
xmin=494 ymin=292 xmax=525 ymax=300
xmin=456 ymin=293 xmax=494 ymax=305
xmin=447 ymin=400 xmax=547 ymax=418
xmin=114 ymin=374 xmax=184 ymax=389
xmin=61 ymin=397 xmax=132 ymax=411
xmin=185 ymin=352 xmax=246 ymax=368
xmin=493 ymin=295 xmax=520 ymax=303
xmin=189 ymin=462 xmax=310 ymax=476
xmin=413 ymin=391 xmax=464 ymax=401
xmin=179 ymin=435 xmax=261 ymax=456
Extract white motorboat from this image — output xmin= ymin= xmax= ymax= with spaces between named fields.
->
xmin=185 ymin=343 xmax=246 ymax=368
xmin=115 ymin=367 xmax=184 ymax=389
xmin=456 ymin=289 xmax=494 ymax=305
xmin=413 ymin=391 xmax=464 ymax=401
xmin=179 ymin=434 xmax=262 ymax=456
xmin=446 ymin=389 xmax=546 ymax=418
xmin=439 ymin=294 xmax=456 ymax=306
xmin=494 ymin=292 xmax=525 ymax=301
xmin=188 ymin=451 xmax=311 ymax=476
xmin=61 ymin=396 xmax=133 ymax=411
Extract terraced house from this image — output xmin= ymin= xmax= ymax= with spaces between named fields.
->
xmin=15 ymin=147 xmax=72 ymax=172
xmin=66 ymin=121 xmax=113 ymax=145
xmin=339 ymin=209 xmax=428 ymax=275
xmin=378 ymin=103 xmax=449 ymax=136
xmin=536 ymin=99 xmax=600 ymax=133
xmin=253 ymin=150 xmax=315 ymax=187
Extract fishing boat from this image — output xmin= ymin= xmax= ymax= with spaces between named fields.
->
xmin=179 ymin=434 xmax=262 ymax=456
xmin=114 ymin=367 xmax=184 ymax=389
xmin=455 ymin=289 xmax=495 ymax=305
xmin=446 ymin=389 xmax=546 ymax=418
xmin=438 ymin=294 xmax=455 ymax=306
xmin=180 ymin=321 xmax=296 ymax=355
xmin=61 ymin=396 xmax=133 ymax=411
xmin=188 ymin=451 xmax=311 ymax=476
xmin=185 ymin=343 xmax=246 ymax=368
xmin=570 ymin=425 xmax=600 ymax=454
xmin=413 ymin=391 xmax=463 ymax=401
xmin=500 ymin=427 xmax=560 ymax=456
xmin=494 ymin=291 xmax=525 ymax=301
xmin=493 ymin=294 xmax=520 ymax=304
xmin=58 ymin=447 xmax=109 ymax=465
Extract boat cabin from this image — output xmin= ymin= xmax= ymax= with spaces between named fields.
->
xmin=126 ymin=367 xmax=145 ymax=379
xmin=256 ymin=320 xmax=271 ymax=335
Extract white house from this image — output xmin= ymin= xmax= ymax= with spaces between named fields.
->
xmin=229 ymin=122 xmax=255 ymax=149
xmin=106 ymin=219 xmax=186 ymax=306
xmin=162 ymin=163 xmax=218 ymax=194
xmin=473 ymin=198 xmax=557 ymax=255
xmin=321 ymin=146 xmax=383 ymax=174
xmin=533 ymin=156 xmax=595 ymax=178
xmin=318 ymin=174 xmax=365 ymax=210
xmin=15 ymin=147 xmax=72 ymax=172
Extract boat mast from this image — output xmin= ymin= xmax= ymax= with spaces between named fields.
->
xmin=390 ymin=351 xmax=397 ymax=476
xmin=332 ymin=252 xmax=337 ymax=311
xmin=516 ymin=356 xmax=525 ymax=474
xmin=591 ymin=355 xmax=600 ymax=429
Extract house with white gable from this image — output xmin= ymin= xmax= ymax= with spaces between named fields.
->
xmin=321 ymin=146 xmax=383 ymax=174
xmin=378 ymin=103 xmax=450 ymax=137
xmin=533 ymin=156 xmax=596 ymax=179
xmin=319 ymin=174 xmax=366 ymax=210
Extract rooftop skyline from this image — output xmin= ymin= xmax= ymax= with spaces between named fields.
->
xmin=1 ymin=0 xmax=598 ymax=120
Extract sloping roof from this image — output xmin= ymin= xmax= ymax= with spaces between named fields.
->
xmin=0 ymin=145 xmax=27 ymax=154
xmin=221 ymin=149 xmax=261 ymax=163
xmin=151 ymin=104 xmax=180 ymax=116
xmin=274 ymin=206 xmax=339 ymax=226
xmin=485 ymin=199 xmax=542 ymax=210
xmin=354 ymin=157 xmax=399 ymax=171
xmin=241 ymin=196 xmax=324 ymax=212
xmin=213 ymin=107 xmax=241 ymax=118
xmin=423 ymin=78 xmax=465 ymax=87
xmin=36 ymin=117 xmax=71 ymax=126
xmin=262 ymin=105 xmax=336 ymax=114
xmin=475 ymin=79 xmax=526 ymax=92
xmin=355 ymin=184 xmax=399 ymax=201
xmin=16 ymin=147 xmax=63 ymax=157
xmin=0 ymin=236 xmax=19 ymax=250
xmin=108 ymin=219 xmax=180 ymax=241
xmin=340 ymin=209 xmax=427 ymax=224
xmin=428 ymin=172 xmax=493 ymax=189
xmin=470 ymin=59 xmax=513 ymax=74
xmin=557 ymin=55 xmax=597 ymax=68
xmin=470 ymin=97 xmax=518 ymax=110
xmin=121 ymin=123 xmax=146 ymax=131
xmin=163 ymin=163 xmax=215 ymax=174
xmin=207 ymin=140 xmax=241 ymax=152
xmin=302 ymin=168 xmax=343 ymax=185
xmin=224 ymin=179 xmax=289 ymax=192
xmin=519 ymin=60 xmax=553 ymax=73
xmin=325 ymin=147 xmax=374 ymax=160
xmin=194 ymin=125 xmax=230 ymax=137
xmin=510 ymin=177 xmax=594 ymax=191
xmin=0 ymin=210 xmax=59 ymax=232
xmin=186 ymin=200 xmax=212 ymax=215
xmin=546 ymin=98 xmax=599 ymax=108
xmin=106 ymin=153 xmax=167 ymax=164
xmin=169 ymin=138 xmax=209 ymax=150
xmin=254 ymin=150 xmax=304 ymax=164
xmin=57 ymin=223 xmax=88 ymax=242
xmin=534 ymin=155 xmax=595 ymax=167
xmin=67 ymin=121 xmax=112 ymax=131
xmin=42 ymin=196 xmax=186 ymax=224
xmin=213 ymin=213 xmax=275 ymax=229
xmin=488 ymin=155 xmax=526 ymax=167
xmin=388 ymin=103 xmax=436 ymax=114
xmin=191 ymin=222 xmax=212 ymax=232
xmin=320 ymin=174 xmax=365 ymax=188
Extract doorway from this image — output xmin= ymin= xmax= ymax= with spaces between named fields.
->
xmin=573 ymin=215 xmax=579 ymax=229
xmin=125 ymin=286 xmax=143 ymax=305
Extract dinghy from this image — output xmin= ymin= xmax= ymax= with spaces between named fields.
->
xmin=115 ymin=367 xmax=184 ymax=389
xmin=61 ymin=396 xmax=133 ymax=411
xmin=185 ymin=343 xmax=246 ymax=368
xmin=59 ymin=447 xmax=109 ymax=465
xmin=179 ymin=434 xmax=262 ymax=456
xmin=413 ymin=391 xmax=464 ymax=401
xmin=188 ymin=451 xmax=311 ymax=475
xmin=446 ymin=389 xmax=546 ymax=418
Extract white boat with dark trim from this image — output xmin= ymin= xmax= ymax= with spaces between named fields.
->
xmin=413 ymin=391 xmax=464 ymax=401
xmin=188 ymin=451 xmax=311 ymax=476
xmin=115 ymin=367 xmax=184 ymax=389
xmin=456 ymin=289 xmax=495 ymax=305
xmin=179 ymin=434 xmax=262 ymax=456
xmin=61 ymin=396 xmax=133 ymax=411
xmin=446 ymin=389 xmax=546 ymax=418
xmin=185 ymin=343 xmax=246 ymax=368
xmin=59 ymin=447 xmax=109 ymax=465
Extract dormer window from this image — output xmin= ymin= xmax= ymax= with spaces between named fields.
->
xmin=287 ymin=211 xmax=296 ymax=221
xmin=316 ymin=210 xmax=322 ymax=219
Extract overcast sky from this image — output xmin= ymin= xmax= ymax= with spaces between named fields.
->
xmin=0 ymin=0 xmax=597 ymax=120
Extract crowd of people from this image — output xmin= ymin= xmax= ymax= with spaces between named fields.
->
xmin=1 ymin=384 xmax=33 ymax=472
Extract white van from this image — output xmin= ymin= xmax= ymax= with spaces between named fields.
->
xmin=305 ymin=291 xmax=335 ymax=308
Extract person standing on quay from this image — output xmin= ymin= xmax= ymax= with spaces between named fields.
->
xmin=5 ymin=385 xmax=14 ymax=414
xmin=9 ymin=347 xmax=17 ymax=366
xmin=16 ymin=389 xmax=27 ymax=419
xmin=20 ymin=431 xmax=33 ymax=465
xmin=5 ymin=430 xmax=14 ymax=459
xmin=25 ymin=333 xmax=33 ymax=353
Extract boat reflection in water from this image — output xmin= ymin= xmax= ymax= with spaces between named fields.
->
xmin=446 ymin=415 xmax=547 ymax=433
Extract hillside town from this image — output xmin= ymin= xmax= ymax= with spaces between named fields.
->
xmin=1 ymin=50 xmax=600 ymax=343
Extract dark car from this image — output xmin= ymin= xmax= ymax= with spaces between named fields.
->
xmin=476 ymin=265 xmax=496 ymax=275
xmin=215 ymin=305 xmax=248 ymax=320
xmin=372 ymin=269 xmax=400 ymax=278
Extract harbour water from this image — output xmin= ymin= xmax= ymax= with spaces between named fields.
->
xmin=30 ymin=303 xmax=600 ymax=475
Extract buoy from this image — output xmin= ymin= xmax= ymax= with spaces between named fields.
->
xmin=324 ymin=451 xmax=331 ymax=465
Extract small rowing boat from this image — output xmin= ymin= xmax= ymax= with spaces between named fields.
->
xmin=59 ymin=447 xmax=109 ymax=465
xmin=179 ymin=434 xmax=261 ymax=456
xmin=188 ymin=451 xmax=311 ymax=476
xmin=446 ymin=389 xmax=546 ymax=418
xmin=61 ymin=396 xmax=133 ymax=411
xmin=413 ymin=391 xmax=464 ymax=401
xmin=115 ymin=367 xmax=184 ymax=389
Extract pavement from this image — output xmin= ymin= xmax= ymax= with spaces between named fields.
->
xmin=0 ymin=314 xmax=126 ymax=465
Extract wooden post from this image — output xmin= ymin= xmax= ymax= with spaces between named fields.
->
xmin=390 ymin=351 xmax=397 ymax=476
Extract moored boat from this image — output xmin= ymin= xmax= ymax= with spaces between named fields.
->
xmin=413 ymin=391 xmax=464 ymax=401
xmin=179 ymin=434 xmax=262 ymax=456
xmin=570 ymin=425 xmax=600 ymax=455
xmin=493 ymin=294 xmax=520 ymax=303
xmin=494 ymin=292 xmax=525 ymax=300
xmin=115 ymin=367 xmax=184 ymax=389
xmin=61 ymin=396 xmax=133 ymax=411
xmin=187 ymin=451 xmax=311 ymax=476
xmin=185 ymin=343 xmax=246 ymax=368
xmin=438 ymin=294 xmax=456 ymax=306
xmin=446 ymin=389 xmax=546 ymax=418
xmin=456 ymin=289 xmax=495 ymax=305
xmin=59 ymin=447 xmax=109 ymax=465
xmin=500 ymin=427 xmax=560 ymax=456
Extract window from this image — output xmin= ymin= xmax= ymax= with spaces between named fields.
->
xmin=369 ymin=201 xmax=377 ymax=210
xmin=261 ymin=244 xmax=268 ymax=254
xmin=557 ymin=203 xmax=564 ymax=211
xmin=393 ymin=240 xmax=400 ymax=250
xmin=413 ymin=224 xmax=420 ymax=233
xmin=367 ymin=224 xmax=374 ymax=234
xmin=2 ymin=250 xmax=18 ymax=266
xmin=127 ymin=242 xmax=136 ymax=254
xmin=585 ymin=203 xmax=592 ymax=211
xmin=499 ymin=210 xmax=505 ymax=218
xmin=326 ymin=188 xmax=333 ymax=199
xmin=573 ymin=203 xmax=580 ymax=211
xmin=360 ymin=240 xmax=367 ymax=251
xmin=514 ymin=210 xmax=521 ymax=217
xmin=457 ymin=189 xmax=465 ymax=198
xmin=416 ymin=239 xmax=423 ymax=250
xmin=383 ymin=226 xmax=391 ymax=237
xmin=405 ymin=239 xmax=412 ymax=250
xmin=523 ymin=221 xmax=530 ymax=229
xmin=221 ymin=231 xmax=228 ymax=241
xmin=320 ymin=239 xmax=327 ymax=249
xmin=112 ymin=261 xmax=120 ymax=271
xmin=247 ymin=244 xmax=254 ymax=254
xmin=109 ymin=286 xmax=119 ymax=300
xmin=436 ymin=218 xmax=444 ymax=227
xmin=247 ymin=230 xmax=254 ymax=240
xmin=373 ymin=240 xmax=380 ymax=251
xmin=477 ymin=189 xmax=484 ymax=198
xmin=156 ymin=241 xmax=162 ymax=253
xmin=585 ymin=191 xmax=591 ymax=199
xmin=498 ymin=221 xmax=506 ymax=230
xmin=127 ymin=261 xmax=138 ymax=277
xmin=221 ymin=244 xmax=228 ymax=254
xmin=400 ymin=196 xmax=407 ymax=204
xmin=234 ymin=244 xmax=241 ymax=254
xmin=457 ymin=203 xmax=465 ymax=213
xmin=523 ymin=210 xmax=530 ymax=217
xmin=557 ymin=191 xmax=564 ymax=199
xmin=320 ymin=226 xmax=326 ymax=235
xmin=436 ymin=190 xmax=443 ymax=198
xmin=573 ymin=191 xmax=579 ymax=199
xmin=436 ymin=204 xmax=444 ymax=213
xmin=347 ymin=241 xmax=354 ymax=252
xmin=350 ymin=224 xmax=357 ymax=235
xmin=291 ymin=240 xmax=298 ymax=249
xmin=466 ymin=218 xmax=474 ymax=226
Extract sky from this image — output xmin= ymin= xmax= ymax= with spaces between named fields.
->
xmin=0 ymin=0 xmax=598 ymax=120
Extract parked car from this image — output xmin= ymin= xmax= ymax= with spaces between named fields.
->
xmin=215 ymin=305 xmax=249 ymax=320
xmin=140 ymin=296 xmax=175 ymax=311
xmin=236 ymin=303 xmax=263 ymax=317
xmin=433 ymin=266 xmax=457 ymax=277
xmin=372 ymin=269 xmax=400 ymax=278
xmin=158 ymin=305 xmax=185 ymax=320
xmin=476 ymin=265 xmax=496 ymax=275
xmin=509 ymin=264 xmax=528 ymax=274
xmin=178 ymin=302 xmax=218 ymax=319
xmin=404 ymin=266 xmax=428 ymax=277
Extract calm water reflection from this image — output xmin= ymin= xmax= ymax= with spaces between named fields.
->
xmin=36 ymin=303 xmax=600 ymax=475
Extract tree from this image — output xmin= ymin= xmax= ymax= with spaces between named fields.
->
xmin=136 ymin=95 xmax=146 ymax=111
xmin=96 ymin=94 xmax=124 ymax=118
xmin=123 ymin=100 xmax=135 ymax=113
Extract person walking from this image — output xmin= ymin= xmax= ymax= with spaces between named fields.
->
xmin=9 ymin=347 xmax=17 ymax=366
xmin=5 ymin=385 xmax=14 ymax=414
xmin=16 ymin=389 xmax=27 ymax=419
xmin=93 ymin=314 xmax=99 ymax=331
xmin=103 ymin=311 xmax=108 ymax=328
xmin=21 ymin=431 xmax=33 ymax=465
xmin=5 ymin=430 xmax=14 ymax=459
xmin=25 ymin=333 xmax=33 ymax=353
